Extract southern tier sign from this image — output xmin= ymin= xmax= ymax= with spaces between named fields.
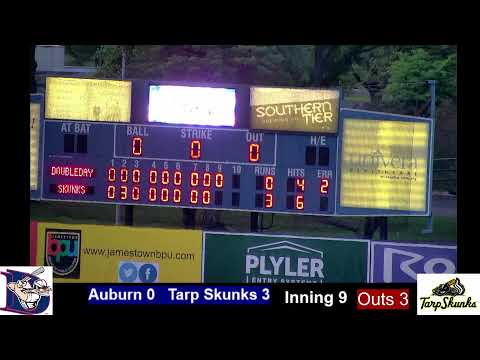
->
xmin=250 ymin=87 xmax=340 ymax=133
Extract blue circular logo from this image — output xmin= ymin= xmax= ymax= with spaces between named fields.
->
xmin=119 ymin=262 xmax=138 ymax=282
xmin=139 ymin=264 xmax=157 ymax=283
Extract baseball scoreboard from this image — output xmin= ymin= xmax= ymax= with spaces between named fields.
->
xmin=31 ymin=77 xmax=433 ymax=216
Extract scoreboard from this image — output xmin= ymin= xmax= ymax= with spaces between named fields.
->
xmin=34 ymin=77 xmax=433 ymax=217
xmin=42 ymin=121 xmax=337 ymax=215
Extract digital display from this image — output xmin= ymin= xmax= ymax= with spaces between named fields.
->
xmin=250 ymin=87 xmax=340 ymax=133
xmin=41 ymin=121 xmax=337 ymax=215
xmin=148 ymin=85 xmax=236 ymax=126
xmin=340 ymin=118 xmax=429 ymax=212
xmin=45 ymin=77 xmax=132 ymax=122
xmin=30 ymin=102 xmax=41 ymax=191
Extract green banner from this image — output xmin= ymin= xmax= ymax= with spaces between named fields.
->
xmin=203 ymin=233 xmax=369 ymax=283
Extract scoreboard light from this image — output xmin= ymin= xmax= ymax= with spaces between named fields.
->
xmin=250 ymin=87 xmax=340 ymax=133
xmin=340 ymin=118 xmax=429 ymax=212
xmin=148 ymin=85 xmax=236 ymax=126
xmin=30 ymin=102 xmax=41 ymax=191
xmin=45 ymin=77 xmax=132 ymax=122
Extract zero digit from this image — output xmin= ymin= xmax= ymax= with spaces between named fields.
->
xmin=147 ymin=288 xmax=155 ymax=301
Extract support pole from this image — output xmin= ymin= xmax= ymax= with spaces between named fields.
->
xmin=250 ymin=212 xmax=259 ymax=232
xmin=115 ymin=46 xmax=133 ymax=226
xmin=422 ymin=80 xmax=436 ymax=234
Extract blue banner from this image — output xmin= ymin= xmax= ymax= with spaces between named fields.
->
xmin=87 ymin=285 xmax=272 ymax=305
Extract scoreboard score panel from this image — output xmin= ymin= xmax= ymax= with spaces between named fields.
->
xmin=35 ymin=77 xmax=433 ymax=216
xmin=42 ymin=121 xmax=337 ymax=215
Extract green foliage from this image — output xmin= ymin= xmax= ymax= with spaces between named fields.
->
xmin=339 ymin=46 xmax=401 ymax=104
xmin=384 ymin=48 xmax=457 ymax=113
xmin=96 ymin=45 xmax=314 ymax=85
xmin=65 ymin=45 xmax=99 ymax=66
xmin=93 ymin=46 xmax=123 ymax=78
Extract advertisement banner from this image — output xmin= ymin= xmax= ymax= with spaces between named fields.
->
xmin=371 ymin=241 xmax=457 ymax=283
xmin=45 ymin=77 xmax=132 ymax=122
xmin=340 ymin=118 xmax=430 ymax=212
xmin=250 ymin=87 xmax=339 ymax=133
xmin=203 ymin=232 xmax=370 ymax=283
xmin=31 ymin=222 xmax=202 ymax=283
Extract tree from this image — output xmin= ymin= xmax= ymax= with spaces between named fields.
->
xmin=65 ymin=45 xmax=100 ymax=66
xmin=338 ymin=46 xmax=401 ymax=104
xmin=383 ymin=48 xmax=457 ymax=114
xmin=95 ymin=45 xmax=315 ymax=85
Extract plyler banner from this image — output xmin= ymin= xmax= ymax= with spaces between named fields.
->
xmin=45 ymin=77 xmax=132 ymax=122
xmin=203 ymin=232 xmax=370 ymax=283
xmin=30 ymin=222 xmax=202 ymax=283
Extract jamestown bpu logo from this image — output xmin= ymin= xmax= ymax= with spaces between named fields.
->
xmin=0 ymin=266 xmax=53 ymax=315
xmin=45 ymin=229 xmax=81 ymax=278
xmin=420 ymin=278 xmax=477 ymax=312
xmin=245 ymin=241 xmax=325 ymax=284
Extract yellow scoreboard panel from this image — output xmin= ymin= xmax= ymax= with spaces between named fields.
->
xmin=340 ymin=118 xmax=430 ymax=212
xmin=30 ymin=102 xmax=40 ymax=191
xmin=45 ymin=77 xmax=132 ymax=122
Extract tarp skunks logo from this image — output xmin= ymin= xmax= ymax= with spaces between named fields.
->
xmin=417 ymin=274 xmax=480 ymax=315
xmin=0 ymin=266 xmax=53 ymax=315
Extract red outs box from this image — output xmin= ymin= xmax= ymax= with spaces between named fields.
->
xmin=356 ymin=289 xmax=410 ymax=310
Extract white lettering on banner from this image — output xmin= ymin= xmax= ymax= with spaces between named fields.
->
xmin=74 ymin=123 xmax=91 ymax=134
xmin=61 ymin=123 xmax=72 ymax=133
xmin=245 ymin=255 xmax=324 ymax=278
xmin=180 ymin=128 xmax=213 ymax=140
xmin=310 ymin=136 xmax=327 ymax=146
xmin=383 ymin=248 xmax=457 ymax=282
xmin=127 ymin=126 xmax=149 ymax=137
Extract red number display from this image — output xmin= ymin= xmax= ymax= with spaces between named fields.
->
xmin=191 ymin=172 xmax=199 ymax=187
xmin=161 ymin=188 xmax=169 ymax=202
xmin=215 ymin=173 xmax=224 ymax=188
xmin=107 ymin=185 xmax=115 ymax=199
xmin=191 ymin=140 xmax=201 ymax=159
xmin=173 ymin=189 xmax=181 ymax=203
xmin=148 ymin=187 xmax=157 ymax=202
xmin=149 ymin=169 xmax=157 ymax=184
xmin=190 ymin=190 xmax=198 ymax=204
xmin=296 ymin=178 xmax=305 ymax=192
xmin=320 ymin=179 xmax=329 ymax=194
xmin=203 ymin=173 xmax=211 ymax=187
xmin=249 ymin=143 xmax=260 ymax=162
xmin=132 ymin=137 xmax=143 ymax=156
xmin=265 ymin=176 xmax=274 ymax=191
xmin=120 ymin=186 xmax=128 ymax=200
xmin=202 ymin=190 xmax=211 ymax=205
xmin=120 ymin=168 xmax=128 ymax=183
xmin=108 ymin=167 xmax=115 ymax=182
xmin=295 ymin=195 xmax=304 ymax=210
xmin=265 ymin=193 xmax=273 ymax=208
xmin=161 ymin=170 xmax=169 ymax=185
xmin=132 ymin=169 xmax=140 ymax=183
xmin=132 ymin=186 xmax=140 ymax=201
xmin=174 ymin=171 xmax=182 ymax=185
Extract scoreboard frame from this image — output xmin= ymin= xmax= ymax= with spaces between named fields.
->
xmin=30 ymin=93 xmax=45 ymax=200
xmin=336 ymin=108 xmax=433 ymax=217
xmin=33 ymin=78 xmax=434 ymax=217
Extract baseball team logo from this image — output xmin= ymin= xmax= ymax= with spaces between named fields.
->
xmin=45 ymin=229 xmax=81 ymax=278
xmin=0 ymin=266 xmax=53 ymax=315
xmin=417 ymin=274 xmax=480 ymax=315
